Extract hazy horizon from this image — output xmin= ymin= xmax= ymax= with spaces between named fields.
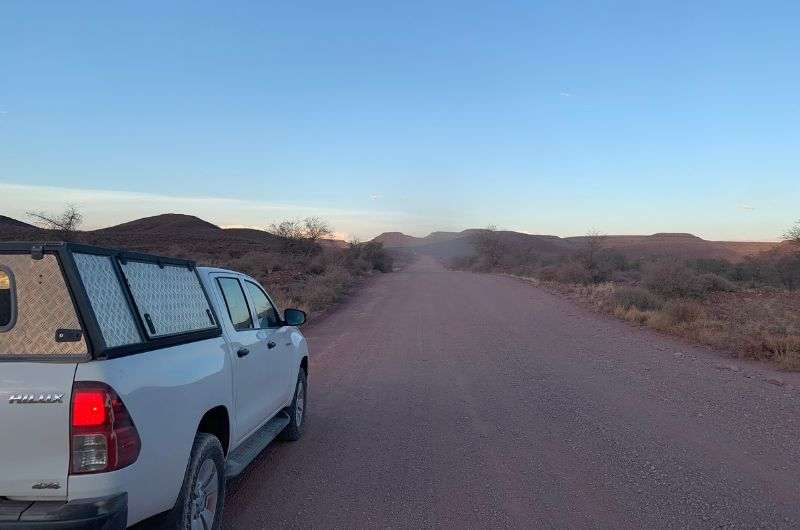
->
xmin=0 ymin=182 xmax=784 ymax=243
xmin=2 ymin=2 xmax=798 ymax=242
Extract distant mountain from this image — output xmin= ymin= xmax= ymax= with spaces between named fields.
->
xmin=373 ymin=229 xmax=781 ymax=262
xmin=96 ymin=213 xmax=221 ymax=234
xmin=567 ymin=233 xmax=779 ymax=261
xmin=372 ymin=232 xmax=426 ymax=248
xmin=0 ymin=215 xmax=38 ymax=230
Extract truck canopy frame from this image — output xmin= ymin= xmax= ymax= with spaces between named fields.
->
xmin=0 ymin=242 xmax=223 ymax=361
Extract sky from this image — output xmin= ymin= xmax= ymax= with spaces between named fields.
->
xmin=1 ymin=1 xmax=798 ymax=241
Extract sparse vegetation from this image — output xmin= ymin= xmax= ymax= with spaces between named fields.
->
xmin=455 ymin=222 xmax=800 ymax=370
xmin=1 ymin=212 xmax=394 ymax=317
xmin=469 ymin=225 xmax=504 ymax=271
xmin=784 ymin=220 xmax=800 ymax=246
xmin=26 ymin=204 xmax=83 ymax=239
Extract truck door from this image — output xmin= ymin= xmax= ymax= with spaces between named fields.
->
xmin=213 ymin=275 xmax=272 ymax=442
xmin=242 ymin=280 xmax=294 ymax=411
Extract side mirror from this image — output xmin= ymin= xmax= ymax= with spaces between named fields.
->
xmin=283 ymin=308 xmax=307 ymax=327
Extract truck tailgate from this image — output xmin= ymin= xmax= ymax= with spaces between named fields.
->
xmin=0 ymin=363 xmax=77 ymax=500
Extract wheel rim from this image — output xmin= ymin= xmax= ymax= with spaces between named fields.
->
xmin=190 ymin=458 xmax=219 ymax=530
xmin=295 ymin=380 xmax=305 ymax=427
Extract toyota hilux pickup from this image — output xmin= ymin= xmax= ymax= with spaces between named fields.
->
xmin=0 ymin=242 xmax=309 ymax=529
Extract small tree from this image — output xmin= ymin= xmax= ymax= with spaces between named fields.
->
xmin=583 ymin=229 xmax=606 ymax=272
xmin=785 ymin=220 xmax=800 ymax=246
xmin=268 ymin=217 xmax=333 ymax=242
xmin=471 ymin=225 xmax=503 ymax=270
xmin=268 ymin=219 xmax=304 ymax=240
xmin=302 ymin=217 xmax=333 ymax=243
xmin=26 ymin=204 xmax=83 ymax=239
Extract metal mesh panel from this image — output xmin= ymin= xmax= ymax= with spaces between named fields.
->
xmin=121 ymin=260 xmax=215 ymax=338
xmin=74 ymin=253 xmax=142 ymax=348
xmin=0 ymin=254 xmax=88 ymax=358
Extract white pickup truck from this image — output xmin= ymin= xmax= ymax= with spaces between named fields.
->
xmin=0 ymin=242 xmax=309 ymax=529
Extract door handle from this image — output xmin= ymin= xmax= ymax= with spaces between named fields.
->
xmin=237 ymin=347 xmax=250 ymax=358
xmin=267 ymin=341 xmax=277 ymax=349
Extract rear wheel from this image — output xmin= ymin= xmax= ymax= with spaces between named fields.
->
xmin=170 ymin=433 xmax=226 ymax=530
xmin=279 ymin=369 xmax=307 ymax=441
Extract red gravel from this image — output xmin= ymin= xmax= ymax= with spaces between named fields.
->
xmin=222 ymin=256 xmax=800 ymax=528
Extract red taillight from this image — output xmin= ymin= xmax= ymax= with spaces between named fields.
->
xmin=70 ymin=382 xmax=141 ymax=475
xmin=72 ymin=391 xmax=106 ymax=427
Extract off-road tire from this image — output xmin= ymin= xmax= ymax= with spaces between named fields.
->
xmin=167 ymin=433 xmax=226 ymax=530
xmin=279 ymin=369 xmax=307 ymax=441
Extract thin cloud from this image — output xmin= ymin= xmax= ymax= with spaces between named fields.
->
xmin=559 ymin=92 xmax=573 ymax=97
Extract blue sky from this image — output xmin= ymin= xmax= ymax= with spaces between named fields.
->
xmin=1 ymin=1 xmax=798 ymax=241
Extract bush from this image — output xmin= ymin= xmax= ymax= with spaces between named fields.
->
xmin=663 ymin=299 xmax=704 ymax=323
xmin=613 ymin=287 xmax=664 ymax=311
xmin=694 ymin=273 xmax=737 ymax=294
xmin=767 ymin=336 xmax=800 ymax=371
xmin=642 ymin=261 xmax=699 ymax=298
xmin=642 ymin=261 xmax=736 ymax=299
xmin=345 ymin=241 xmax=394 ymax=273
xmin=555 ymin=260 xmax=593 ymax=284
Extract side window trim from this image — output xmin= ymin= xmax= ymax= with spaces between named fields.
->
xmin=215 ymin=276 xmax=255 ymax=332
xmin=0 ymin=265 xmax=17 ymax=333
xmin=243 ymin=279 xmax=281 ymax=329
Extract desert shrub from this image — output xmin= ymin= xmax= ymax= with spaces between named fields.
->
xmin=593 ymin=250 xmax=630 ymax=282
xmin=663 ymin=299 xmax=704 ymax=323
xmin=767 ymin=336 xmax=800 ymax=371
xmin=614 ymin=286 xmax=664 ymax=311
xmin=537 ymin=265 xmax=560 ymax=282
xmin=694 ymin=273 xmax=737 ymax=294
xmin=642 ymin=261 xmax=735 ymax=299
xmin=642 ymin=261 xmax=699 ymax=298
xmin=555 ymin=260 xmax=593 ymax=284
xmin=689 ymin=258 xmax=736 ymax=278
xmin=296 ymin=265 xmax=353 ymax=311
xmin=345 ymin=241 xmax=394 ymax=273
xmin=613 ymin=305 xmax=651 ymax=324
xmin=306 ymin=254 xmax=327 ymax=275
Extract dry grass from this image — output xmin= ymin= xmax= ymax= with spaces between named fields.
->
xmin=573 ymin=285 xmax=800 ymax=371
xmin=467 ymin=245 xmax=800 ymax=371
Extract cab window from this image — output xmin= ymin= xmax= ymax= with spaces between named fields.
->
xmin=217 ymin=278 xmax=253 ymax=331
xmin=244 ymin=281 xmax=280 ymax=328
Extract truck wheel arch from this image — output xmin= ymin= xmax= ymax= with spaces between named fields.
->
xmin=197 ymin=406 xmax=230 ymax=456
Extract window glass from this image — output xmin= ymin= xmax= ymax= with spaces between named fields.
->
xmin=217 ymin=278 xmax=253 ymax=331
xmin=120 ymin=260 xmax=216 ymax=338
xmin=0 ymin=269 xmax=13 ymax=330
xmin=244 ymin=281 xmax=280 ymax=328
xmin=74 ymin=254 xmax=141 ymax=348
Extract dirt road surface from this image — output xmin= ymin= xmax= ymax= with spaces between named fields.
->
xmin=223 ymin=256 xmax=800 ymax=529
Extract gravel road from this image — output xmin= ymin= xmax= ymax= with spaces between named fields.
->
xmin=223 ymin=255 xmax=800 ymax=529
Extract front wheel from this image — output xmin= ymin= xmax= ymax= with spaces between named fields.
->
xmin=279 ymin=369 xmax=307 ymax=441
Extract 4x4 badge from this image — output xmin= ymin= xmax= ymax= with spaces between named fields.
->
xmin=8 ymin=393 xmax=64 ymax=404
xmin=32 ymin=482 xmax=61 ymax=490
